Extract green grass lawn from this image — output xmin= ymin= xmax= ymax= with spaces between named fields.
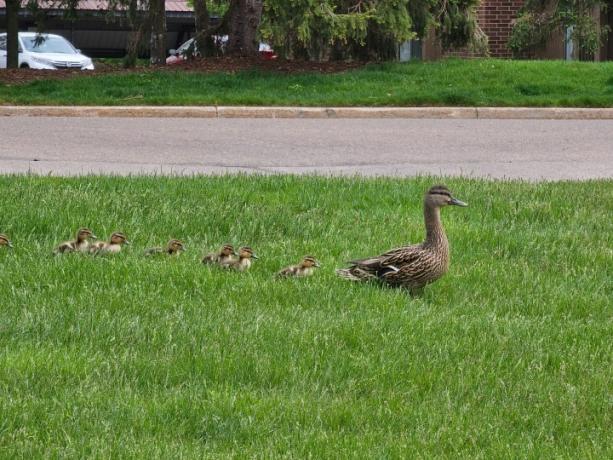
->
xmin=2 ymin=59 xmax=613 ymax=107
xmin=0 ymin=175 xmax=611 ymax=457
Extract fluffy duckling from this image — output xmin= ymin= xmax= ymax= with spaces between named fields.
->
xmin=0 ymin=234 xmax=13 ymax=249
xmin=221 ymin=246 xmax=258 ymax=271
xmin=276 ymin=256 xmax=320 ymax=278
xmin=202 ymin=244 xmax=237 ymax=265
xmin=54 ymin=227 xmax=97 ymax=254
xmin=90 ymin=232 xmax=130 ymax=254
xmin=144 ymin=239 xmax=185 ymax=256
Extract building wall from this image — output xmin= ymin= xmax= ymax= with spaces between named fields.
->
xmin=480 ymin=0 xmax=525 ymax=57
xmin=423 ymin=0 xmax=525 ymax=59
xmin=427 ymin=0 xmax=612 ymax=61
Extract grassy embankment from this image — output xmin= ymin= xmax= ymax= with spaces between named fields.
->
xmin=0 ymin=175 xmax=611 ymax=457
xmin=1 ymin=59 xmax=613 ymax=106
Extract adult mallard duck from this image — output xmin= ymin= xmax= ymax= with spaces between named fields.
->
xmin=221 ymin=246 xmax=258 ymax=271
xmin=202 ymin=244 xmax=237 ymax=265
xmin=336 ymin=185 xmax=467 ymax=291
xmin=54 ymin=227 xmax=97 ymax=254
xmin=276 ymin=256 xmax=320 ymax=278
xmin=0 ymin=234 xmax=13 ymax=249
xmin=90 ymin=232 xmax=130 ymax=254
xmin=144 ymin=239 xmax=185 ymax=256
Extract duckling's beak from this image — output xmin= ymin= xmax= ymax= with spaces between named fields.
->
xmin=251 ymin=254 xmax=259 ymax=259
xmin=7 ymin=241 xmax=13 ymax=248
xmin=124 ymin=240 xmax=131 ymax=245
xmin=91 ymin=234 xmax=98 ymax=240
xmin=314 ymin=262 xmax=321 ymax=268
xmin=450 ymin=197 xmax=468 ymax=207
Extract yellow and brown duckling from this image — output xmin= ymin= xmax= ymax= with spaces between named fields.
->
xmin=144 ymin=239 xmax=185 ymax=256
xmin=54 ymin=227 xmax=97 ymax=254
xmin=90 ymin=231 xmax=130 ymax=254
xmin=202 ymin=244 xmax=237 ymax=265
xmin=220 ymin=246 xmax=258 ymax=271
xmin=0 ymin=234 xmax=13 ymax=249
xmin=276 ymin=256 xmax=320 ymax=278
xmin=336 ymin=185 xmax=467 ymax=292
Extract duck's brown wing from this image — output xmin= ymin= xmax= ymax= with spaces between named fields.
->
xmin=201 ymin=253 xmax=218 ymax=264
xmin=88 ymin=242 xmax=106 ymax=254
xmin=276 ymin=266 xmax=297 ymax=278
xmin=348 ymin=244 xmax=424 ymax=274
xmin=54 ymin=241 xmax=75 ymax=254
xmin=378 ymin=254 xmax=430 ymax=286
xmin=219 ymin=258 xmax=239 ymax=269
xmin=144 ymin=247 xmax=163 ymax=256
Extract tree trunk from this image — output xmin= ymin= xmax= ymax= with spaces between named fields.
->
xmin=124 ymin=0 xmax=143 ymax=68
xmin=193 ymin=0 xmax=209 ymax=58
xmin=6 ymin=0 xmax=20 ymax=69
xmin=149 ymin=0 xmax=167 ymax=65
xmin=226 ymin=0 xmax=263 ymax=56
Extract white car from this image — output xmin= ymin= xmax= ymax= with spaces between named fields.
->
xmin=0 ymin=32 xmax=94 ymax=70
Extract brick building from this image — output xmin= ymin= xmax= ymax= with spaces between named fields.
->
xmin=421 ymin=0 xmax=613 ymax=60
xmin=2 ymin=0 xmax=612 ymax=60
xmin=480 ymin=0 xmax=525 ymax=57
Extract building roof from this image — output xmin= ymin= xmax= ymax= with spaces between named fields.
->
xmin=0 ymin=0 xmax=192 ymax=12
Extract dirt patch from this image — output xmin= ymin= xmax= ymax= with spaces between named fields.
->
xmin=0 ymin=57 xmax=369 ymax=86
xmin=0 ymin=62 xmax=120 ymax=86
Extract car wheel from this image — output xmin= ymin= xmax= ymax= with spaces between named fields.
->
xmin=20 ymin=63 xmax=29 ymax=68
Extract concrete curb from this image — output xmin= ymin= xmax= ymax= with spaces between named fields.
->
xmin=1 ymin=105 xmax=613 ymax=119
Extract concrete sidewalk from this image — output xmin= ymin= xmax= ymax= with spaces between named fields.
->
xmin=2 ymin=105 xmax=613 ymax=119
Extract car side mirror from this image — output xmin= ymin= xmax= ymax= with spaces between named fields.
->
xmin=169 ymin=49 xmax=177 ymax=56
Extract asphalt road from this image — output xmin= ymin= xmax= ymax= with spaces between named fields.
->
xmin=1 ymin=117 xmax=612 ymax=180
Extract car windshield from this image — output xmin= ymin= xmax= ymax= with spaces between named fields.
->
xmin=22 ymin=35 xmax=76 ymax=54
xmin=177 ymin=39 xmax=194 ymax=53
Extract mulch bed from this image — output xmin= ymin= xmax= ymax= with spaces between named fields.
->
xmin=0 ymin=56 xmax=370 ymax=86
xmin=170 ymin=56 xmax=369 ymax=74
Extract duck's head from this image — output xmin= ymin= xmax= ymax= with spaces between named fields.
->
xmin=221 ymin=244 xmax=236 ymax=257
xmin=425 ymin=185 xmax=468 ymax=208
xmin=239 ymin=246 xmax=258 ymax=260
xmin=110 ymin=232 xmax=130 ymax=245
xmin=76 ymin=227 xmax=97 ymax=241
xmin=0 ymin=234 xmax=12 ymax=248
xmin=301 ymin=255 xmax=320 ymax=268
xmin=167 ymin=239 xmax=185 ymax=253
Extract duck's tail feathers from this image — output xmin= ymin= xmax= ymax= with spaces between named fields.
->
xmin=335 ymin=267 xmax=376 ymax=282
